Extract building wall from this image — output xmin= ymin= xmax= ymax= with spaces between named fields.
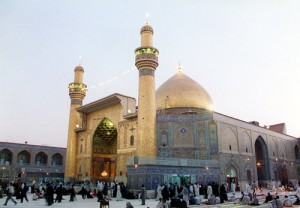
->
xmin=157 ymin=109 xmax=217 ymax=161
xmin=0 ymin=142 xmax=65 ymax=183
xmin=116 ymin=118 xmax=138 ymax=183
xmin=215 ymin=112 xmax=300 ymax=190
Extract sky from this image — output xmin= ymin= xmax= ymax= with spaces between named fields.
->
xmin=0 ymin=0 xmax=299 ymax=148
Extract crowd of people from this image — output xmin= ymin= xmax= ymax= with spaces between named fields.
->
xmin=0 ymin=180 xmax=134 ymax=206
xmin=153 ymin=180 xmax=300 ymax=208
xmin=1 ymin=179 xmax=300 ymax=207
xmin=238 ymin=181 xmax=300 ymax=207
xmin=154 ymin=181 xmax=231 ymax=207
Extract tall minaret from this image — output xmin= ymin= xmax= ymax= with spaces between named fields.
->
xmin=65 ymin=64 xmax=87 ymax=182
xmin=135 ymin=23 xmax=159 ymax=157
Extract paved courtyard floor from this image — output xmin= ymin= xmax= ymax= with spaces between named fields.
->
xmin=0 ymin=189 xmax=298 ymax=208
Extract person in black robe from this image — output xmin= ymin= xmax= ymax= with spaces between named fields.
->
xmin=69 ymin=185 xmax=76 ymax=202
xmin=102 ymin=183 xmax=108 ymax=196
xmin=97 ymin=190 xmax=104 ymax=202
xmin=81 ymin=186 xmax=86 ymax=199
xmin=140 ymin=184 xmax=146 ymax=205
xmin=45 ymin=183 xmax=54 ymax=206
xmin=219 ymin=183 xmax=228 ymax=203
xmin=113 ymin=181 xmax=117 ymax=197
xmin=264 ymin=192 xmax=273 ymax=203
xmin=55 ymin=184 xmax=63 ymax=203
xmin=20 ymin=183 xmax=29 ymax=203
xmin=162 ymin=184 xmax=169 ymax=201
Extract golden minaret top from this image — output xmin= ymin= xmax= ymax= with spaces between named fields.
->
xmin=135 ymin=23 xmax=159 ymax=70
xmin=68 ymin=63 xmax=87 ymax=104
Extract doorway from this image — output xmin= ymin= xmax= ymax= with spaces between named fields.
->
xmin=255 ymin=136 xmax=270 ymax=182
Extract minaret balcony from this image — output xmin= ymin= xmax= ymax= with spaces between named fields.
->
xmin=135 ymin=47 xmax=159 ymax=68
xmin=69 ymin=83 xmax=87 ymax=101
xmin=69 ymin=83 xmax=87 ymax=93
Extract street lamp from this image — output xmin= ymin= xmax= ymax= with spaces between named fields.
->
xmin=39 ymin=169 xmax=42 ymax=183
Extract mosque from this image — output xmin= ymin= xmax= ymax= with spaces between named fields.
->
xmin=65 ymin=23 xmax=300 ymax=191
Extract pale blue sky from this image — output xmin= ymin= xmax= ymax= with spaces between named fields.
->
xmin=1 ymin=0 xmax=299 ymax=147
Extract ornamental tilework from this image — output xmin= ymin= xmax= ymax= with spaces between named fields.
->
xmin=157 ymin=114 xmax=213 ymax=122
xmin=128 ymin=166 xmax=220 ymax=175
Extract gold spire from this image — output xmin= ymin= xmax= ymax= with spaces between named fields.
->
xmin=177 ymin=62 xmax=182 ymax=73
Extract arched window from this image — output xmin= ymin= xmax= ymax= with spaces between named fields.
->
xmin=0 ymin=149 xmax=13 ymax=165
xmin=226 ymin=166 xmax=237 ymax=177
xmin=17 ymin=150 xmax=31 ymax=165
xmin=51 ymin=153 xmax=63 ymax=166
xmin=35 ymin=152 xmax=48 ymax=166
xmin=130 ymin=135 xmax=134 ymax=146
xmin=295 ymin=145 xmax=300 ymax=160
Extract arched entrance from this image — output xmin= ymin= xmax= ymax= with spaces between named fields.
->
xmin=255 ymin=137 xmax=270 ymax=183
xmin=226 ymin=166 xmax=238 ymax=192
xmin=92 ymin=118 xmax=117 ymax=181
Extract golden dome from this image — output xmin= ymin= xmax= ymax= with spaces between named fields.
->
xmin=156 ymin=70 xmax=214 ymax=111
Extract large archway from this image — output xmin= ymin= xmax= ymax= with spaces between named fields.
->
xmin=255 ymin=136 xmax=270 ymax=182
xmin=92 ymin=118 xmax=117 ymax=181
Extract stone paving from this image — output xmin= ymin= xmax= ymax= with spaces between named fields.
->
xmin=0 ymin=189 xmax=298 ymax=208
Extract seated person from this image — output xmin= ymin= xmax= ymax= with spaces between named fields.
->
xmin=274 ymin=196 xmax=283 ymax=208
xmin=294 ymin=195 xmax=300 ymax=205
xmin=40 ymin=188 xmax=45 ymax=198
xmin=240 ymin=193 xmax=250 ymax=205
xmin=282 ymin=195 xmax=293 ymax=207
xmin=208 ymin=194 xmax=216 ymax=205
xmin=32 ymin=191 xmax=39 ymax=200
xmin=92 ymin=189 xmax=97 ymax=197
xmin=86 ymin=189 xmax=93 ymax=198
xmin=250 ymin=193 xmax=259 ymax=206
xmin=229 ymin=193 xmax=236 ymax=202
xmin=162 ymin=198 xmax=169 ymax=208
xmin=189 ymin=196 xmax=202 ymax=205
xmin=215 ymin=196 xmax=221 ymax=204
xmin=36 ymin=189 xmax=42 ymax=198
xmin=157 ymin=198 xmax=163 ymax=208
xmin=239 ymin=191 xmax=245 ymax=203
xmin=264 ymin=192 xmax=273 ymax=203
xmin=126 ymin=202 xmax=134 ymax=208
